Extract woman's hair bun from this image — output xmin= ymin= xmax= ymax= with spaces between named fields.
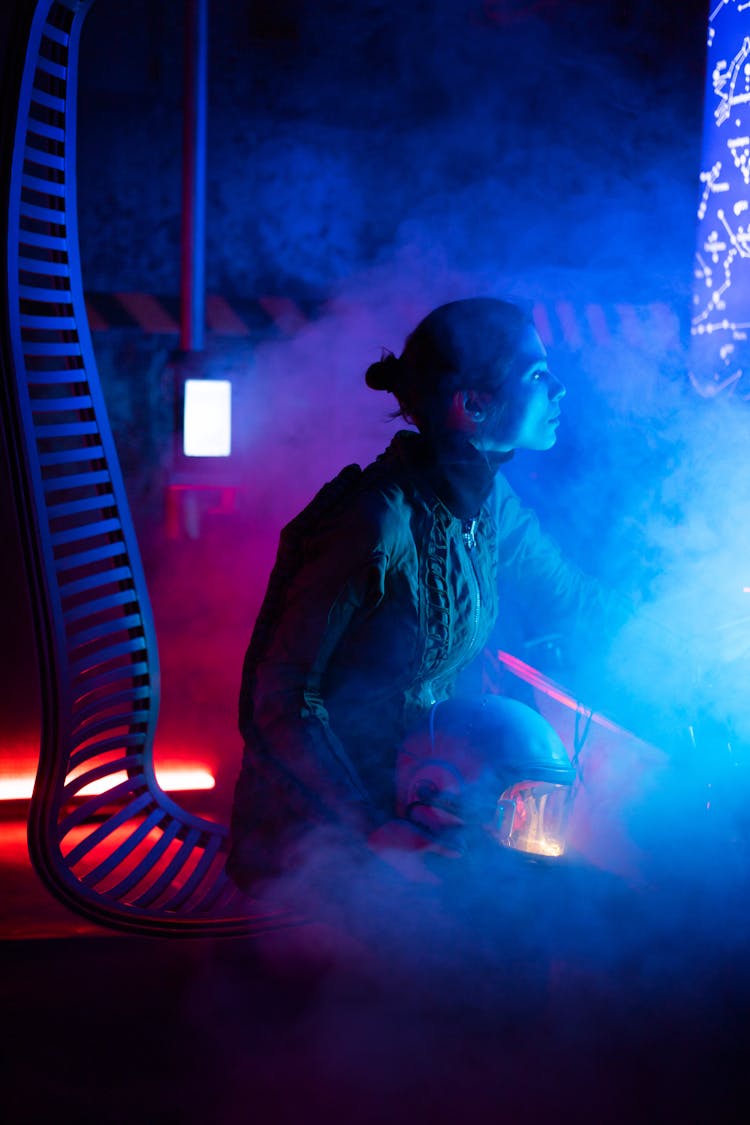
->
xmin=365 ymin=350 xmax=403 ymax=394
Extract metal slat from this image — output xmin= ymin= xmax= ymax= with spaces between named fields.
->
xmin=58 ymin=565 xmax=134 ymax=600
xmin=81 ymin=807 xmax=166 ymax=887
xmin=23 ymin=341 xmax=80 ymax=360
xmin=71 ymin=652 xmax=147 ymax=691
xmin=162 ymin=832 xmax=224 ymax=911
xmin=40 ymin=445 xmax=104 ymax=467
xmin=30 ymin=373 xmax=88 ymax=391
xmin=56 ymin=540 xmax=127 ymax=574
xmin=76 ymin=676 xmax=149 ymax=716
xmin=69 ymin=611 xmax=142 ymax=650
xmin=69 ymin=718 xmax=149 ymax=762
xmin=20 ymin=295 xmax=74 ymax=312
xmin=70 ymin=706 xmax=150 ymax=750
xmin=66 ymin=791 xmax=155 ymax=869
xmin=18 ymin=255 xmax=69 ymax=275
xmin=36 ymin=422 xmax=97 ymax=439
xmin=34 ymin=55 xmax=67 ymax=80
xmin=26 ymin=349 xmax=82 ymax=364
xmin=20 ymin=199 xmax=66 ymax=223
xmin=106 ymin=818 xmax=182 ymax=899
xmin=20 ymin=173 xmax=66 ymax=197
xmin=68 ymin=735 xmax=149 ymax=781
xmin=65 ymin=589 xmax=136 ymax=624
xmin=71 ymin=685 xmax=150 ymax=729
xmin=72 ymin=697 xmax=149 ymax=742
xmin=191 ymin=866 xmax=236 ymax=914
xmin=19 ymin=280 xmax=71 ymax=298
xmin=29 ymin=86 xmax=67 ymax=112
xmin=68 ymin=621 xmax=142 ymax=657
xmin=26 ymin=117 xmax=66 ymax=144
xmin=19 ymin=230 xmax=67 ymax=251
xmin=32 ymin=394 xmax=94 ymax=413
xmin=51 ymin=516 xmax=121 ymax=547
xmin=134 ymin=829 xmax=201 ymax=908
xmin=69 ymin=636 xmax=146 ymax=677
xmin=37 ymin=430 xmax=97 ymax=450
xmin=49 ymin=491 xmax=115 ymax=518
xmin=22 ymin=316 xmax=77 ymax=332
xmin=19 ymin=292 xmax=71 ymax=310
xmin=63 ymin=752 xmax=146 ymax=799
xmin=34 ymin=400 xmax=89 ymax=417
xmin=71 ymin=660 xmax=149 ymax=703
xmin=26 ymin=351 xmax=83 ymax=367
xmin=198 ymin=875 xmax=247 ymax=915
xmin=59 ymin=775 xmax=149 ymax=835
xmin=69 ymin=616 xmax=142 ymax=652
xmin=23 ymin=145 xmax=65 ymax=171
xmin=68 ymin=625 xmax=145 ymax=666
xmin=42 ymin=444 xmax=100 ymax=468
xmin=44 ymin=469 xmax=111 ymax=493
xmin=69 ymin=723 xmax=148 ymax=763
xmin=41 ymin=22 xmax=70 ymax=48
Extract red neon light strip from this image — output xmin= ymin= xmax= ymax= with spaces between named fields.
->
xmin=495 ymin=649 xmax=629 ymax=736
xmin=0 ymin=767 xmax=215 ymax=802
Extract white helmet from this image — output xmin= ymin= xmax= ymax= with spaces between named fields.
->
xmin=396 ymin=696 xmax=576 ymax=858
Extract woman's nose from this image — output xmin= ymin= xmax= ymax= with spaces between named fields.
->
xmin=550 ymin=374 xmax=566 ymax=401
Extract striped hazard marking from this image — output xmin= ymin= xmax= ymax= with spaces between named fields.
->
xmin=82 ymin=292 xmax=684 ymax=351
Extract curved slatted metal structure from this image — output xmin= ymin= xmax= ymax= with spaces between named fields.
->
xmin=0 ymin=0 xmax=294 ymax=935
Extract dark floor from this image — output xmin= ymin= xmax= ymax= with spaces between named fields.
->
xmin=3 ymin=808 xmax=750 ymax=1125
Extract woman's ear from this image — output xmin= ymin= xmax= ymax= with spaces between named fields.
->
xmin=446 ymin=389 xmax=474 ymax=432
xmin=463 ymin=392 xmax=486 ymax=422
xmin=446 ymin=389 xmax=488 ymax=432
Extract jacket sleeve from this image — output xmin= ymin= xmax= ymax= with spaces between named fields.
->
xmin=493 ymin=475 xmax=632 ymax=642
xmin=241 ymin=487 xmax=398 ymax=831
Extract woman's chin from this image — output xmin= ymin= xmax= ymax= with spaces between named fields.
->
xmin=531 ymin=434 xmax=557 ymax=452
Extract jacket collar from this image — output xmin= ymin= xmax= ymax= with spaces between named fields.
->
xmin=382 ymin=430 xmax=509 ymax=521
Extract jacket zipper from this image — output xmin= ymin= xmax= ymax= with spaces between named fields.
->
xmin=462 ymin=518 xmax=481 ymax=656
xmin=425 ymin=515 xmax=483 ymax=706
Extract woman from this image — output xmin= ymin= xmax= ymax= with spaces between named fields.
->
xmin=228 ymin=297 xmax=618 ymax=892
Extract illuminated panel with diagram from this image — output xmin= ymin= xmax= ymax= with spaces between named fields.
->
xmin=691 ymin=0 xmax=750 ymax=398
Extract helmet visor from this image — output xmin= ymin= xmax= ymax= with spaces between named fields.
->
xmin=493 ymin=779 xmax=572 ymax=858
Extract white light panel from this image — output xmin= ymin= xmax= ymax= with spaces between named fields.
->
xmin=183 ymin=378 xmax=232 ymax=457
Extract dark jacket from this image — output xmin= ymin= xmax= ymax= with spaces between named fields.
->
xmin=229 ymin=430 xmax=617 ymax=882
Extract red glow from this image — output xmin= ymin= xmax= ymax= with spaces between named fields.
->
xmin=0 ymin=767 xmax=215 ymax=802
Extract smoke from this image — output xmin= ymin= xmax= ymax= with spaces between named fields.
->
xmin=78 ymin=0 xmax=705 ymax=303
xmin=147 ymin=310 xmax=750 ymax=1118
xmin=185 ymin=807 xmax=750 ymax=1122
xmin=607 ymin=390 xmax=750 ymax=724
xmin=205 ymin=269 xmax=750 ymax=1116
xmin=66 ymin=2 xmax=750 ymax=1108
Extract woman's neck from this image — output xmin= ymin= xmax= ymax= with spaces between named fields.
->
xmin=427 ymin=431 xmax=510 ymax=520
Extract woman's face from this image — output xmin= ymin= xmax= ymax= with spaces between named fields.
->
xmin=474 ymin=326 xmax=565 ymax=454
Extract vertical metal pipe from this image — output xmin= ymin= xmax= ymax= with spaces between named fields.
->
xmin=180 ymin=0 xmax=208 ymax=352
xmin=690 ymin=1 xmax=750 ymax=399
